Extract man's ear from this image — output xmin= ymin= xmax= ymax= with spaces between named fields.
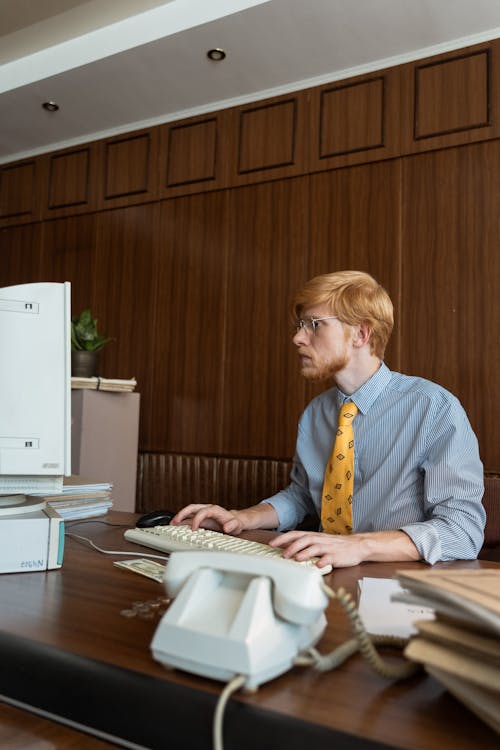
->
xmin=353 ymin=324 xmax=372 ymax=348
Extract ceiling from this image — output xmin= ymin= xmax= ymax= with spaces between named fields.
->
xmin=2 ymin=0 xmax=500 ymax=164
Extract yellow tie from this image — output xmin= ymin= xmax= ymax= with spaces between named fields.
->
xmin=321 ymin=401 xmax=358 ymax=535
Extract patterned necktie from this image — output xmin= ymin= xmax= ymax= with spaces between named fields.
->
xmin=321 ymin=401 xmax=358 ymax=535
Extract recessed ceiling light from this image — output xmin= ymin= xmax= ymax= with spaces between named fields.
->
xmin=42 ymin=101 xmax=59 ymax=112
xmin=207 ymin=48 xmax=226 ymax=61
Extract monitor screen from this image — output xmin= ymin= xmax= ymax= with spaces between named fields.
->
xmin=0 ymin=282 xmax=71 ymax=495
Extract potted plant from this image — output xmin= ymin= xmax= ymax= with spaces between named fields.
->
xmin=71 ymin=309 xmax=112 ymax=377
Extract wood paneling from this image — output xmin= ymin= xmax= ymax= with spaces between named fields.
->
xmin=221 ymin=178 xmax=308 ymax=457
xmin=309 ymin=68 xmax=401 ymax=170
xmin=136 ymin=452 xmax=292 ymax=512
xmin=159 ymin=113 xmax=230 ymax=197
xmin=309 ymin=160 xmax=402 ymax=376
xmin=0 ymin=159 xmax=41 ymax=226
xmin=99 ymin=129 xmax=159 ymax=209
xmin=43 ymin=146 xmax=97 ymax=218
xmin=166 ymin=118 xmax=216 ymax=184
xmin=320 ymin=77 xmax=385 ymax=154
xmin=0 ymin=222 xmax=42 ymax=285
xmin=147 ymin=191 xmax=229 ymax=453
xmin=415 ymin=51 xmax=489 ymax=138
xmin=402 ymin=39 xmax=500 ymax=153
xmin=227 ymin=92 xmax=309 ymax=186
xmin=239 ymin=99 xmax=296 ymax=171
xmin=40 ymin=214 xmax=97 ymax=316
xmin=93 ymin=204 xmax=161 ymax=446
xmin=401 ymin=141 xmax=500 ymax=471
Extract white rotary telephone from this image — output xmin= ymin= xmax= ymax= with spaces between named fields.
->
xmin=151 ymin=550 xmax=329 ymax=690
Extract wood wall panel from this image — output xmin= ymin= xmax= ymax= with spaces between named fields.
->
xmin=402 ymin=39 xmax=500 ymax=153
xmin=309 ymin=161 xmax=403 ymax=375
xmin=0 ymin=223 xmax=42 ymax=284
xmin=320 ymin=77 xmax=384 ymax=154
xmin=0 ymin=159 xmax=42 ymax=226
xmin=221 ymin=178 xmax=309 ymax=458
xmin=147 ymin=191 xmax=229 ymax=453
xmin=40 ymin=214 xmax=97 ymax=317
xmin=163 ymin=118 xmax=215 ymax=186
xmin=98 ymin=129 xmax=159 ymax=209
xmin=415 ymin=51 xmax=489 ymax=138
xmin=92 ymin=204 xmax=161 ymax=446
xmin=238 ymin=99 xmax=296 ymax=171
xmin=42 ymin=146 xmax=97 ymax=218
xmin=309 ymin=68 xmax=401 ymax=170
xmin=159 ymin=112 xmax=231 ymax=198
xmin=401 ymin=141 xmax=500 ymax=471
xmin=227 ymin=92 xmax=308 ymax=186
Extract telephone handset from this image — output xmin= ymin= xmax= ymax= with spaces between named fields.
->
xmin=165 ymin=550 xmax=328 ymax=624
xmin=151 ymin=550 xmax=329 ymax=689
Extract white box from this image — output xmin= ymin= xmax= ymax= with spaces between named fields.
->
xmin=0 ymin=504 xmax=64 ymax=573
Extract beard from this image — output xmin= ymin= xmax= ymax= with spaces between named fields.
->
xmin=299 ymin=350 xmax=350 ymax=382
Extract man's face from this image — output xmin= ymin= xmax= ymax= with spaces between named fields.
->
xmin=292 ymin=305 xmax=352 ymax=382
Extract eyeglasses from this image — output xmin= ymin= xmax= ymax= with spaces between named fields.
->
xmin=294 ymin=316 xmax=339 ymax=335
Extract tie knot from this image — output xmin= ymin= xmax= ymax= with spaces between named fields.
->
xmin=338 ymin=401 xmax=358 ymax=426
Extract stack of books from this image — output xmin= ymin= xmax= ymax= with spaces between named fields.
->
xmin=71 ymin=376 xmax=137 ymax=392
xmin=394 ymin=569 xmax=500 ymax=735
xmin=29 ymin=476 xmax=113 ymax=520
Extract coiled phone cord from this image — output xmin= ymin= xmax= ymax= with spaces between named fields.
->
xmin=294 ymin=582 xmax=421 ymax=680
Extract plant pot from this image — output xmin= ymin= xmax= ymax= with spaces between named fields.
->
xmin=71 ymin=350 xmax=99 ymax=378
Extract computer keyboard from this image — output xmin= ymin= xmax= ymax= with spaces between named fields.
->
xmin=124 ymin=524 xmax=332 ymax=575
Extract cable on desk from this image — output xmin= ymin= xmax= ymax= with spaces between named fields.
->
xmin=65 ymin=531 xmax=169 ymax=561
xmin=65 ymin=519 xmax=131 ymax=528
xmin=213 ymin=674 xmax=246 ymax=750
xmin=294 ymin=583 xmax=421 ymax=681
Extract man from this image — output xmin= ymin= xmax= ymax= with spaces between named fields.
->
xmin=172 ymin=270 xmax=485 ymax=568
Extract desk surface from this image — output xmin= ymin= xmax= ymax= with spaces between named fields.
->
xmin=0 ymin=512 xmax=498 ymax=750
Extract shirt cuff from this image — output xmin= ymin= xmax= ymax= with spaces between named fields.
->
xmin=400 ymin=523 xmax=442 ymax=565
xmin=259 ymin=494 xmax=298 ymax=532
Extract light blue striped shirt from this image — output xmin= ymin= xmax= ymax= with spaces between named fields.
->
xmin=264 ymin=363 xmax=485 ymax=564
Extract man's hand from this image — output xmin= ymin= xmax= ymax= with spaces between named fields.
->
xmin=170 ymin=504 xmax=245 ymax=534
xmin=269 ymin=529 xmax=421 ymax=568
xmin=170 ymin=501 xmax=279 ymax=535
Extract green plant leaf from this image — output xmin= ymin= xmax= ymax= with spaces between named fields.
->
xmin=71 ymin=308 xmax=113 ymax=351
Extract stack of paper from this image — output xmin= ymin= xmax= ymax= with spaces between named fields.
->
xmin=394 ymin=569 xmax=500 ymax=735
xmin=28 ymin=475 xmax=114 ymax=520
xmin=62 ymin=476 xmax=113 ymax=494
xmin=71 ymin=376 xmax=137 ymax=392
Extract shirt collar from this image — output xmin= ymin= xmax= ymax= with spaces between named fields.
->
xmin=335 ymin=362 xmax=392 ymax=415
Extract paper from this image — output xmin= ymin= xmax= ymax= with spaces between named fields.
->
xmin=358 ymin=577 xmax=434 ymax=638
xmin=71 ymin=376 xmax=137 ymax=392
xmin=50 ymin=502 xmax=112 ymax=520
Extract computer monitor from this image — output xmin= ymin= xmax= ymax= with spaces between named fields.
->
xmin=0 ymin=281 xmax=71 ymax=497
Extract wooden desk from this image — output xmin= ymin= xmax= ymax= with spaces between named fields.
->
xmin=0 ymin=512 xmax=498 ymax=750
